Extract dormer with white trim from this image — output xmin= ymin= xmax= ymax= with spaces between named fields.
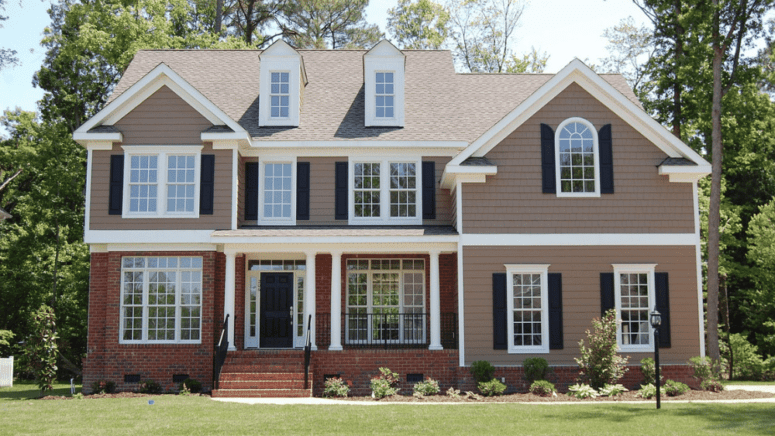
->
xmin=259 ymin=40 xmax=307 ymax=128
xmin=363 ymin=40 xmax=405 ymax=127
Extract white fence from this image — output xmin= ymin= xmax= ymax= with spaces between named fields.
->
xmin=0 ymin=356 xmax=13 ymax=387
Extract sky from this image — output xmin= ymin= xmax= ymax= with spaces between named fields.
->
xmin=0 ymin=0 xmax=648 ymax=126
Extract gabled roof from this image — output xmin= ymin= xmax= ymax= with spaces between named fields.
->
xmin=102 ymin=49 xmax=638 ymax=144
xmin=449 ymin=59 xmax=710 ymax=170
xmin=74 ymin=62 xmax=248 ymax=144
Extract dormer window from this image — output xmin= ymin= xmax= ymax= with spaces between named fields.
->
xmin=375 ymin=72 xmax=394 ymax=118
xmin=270 ymin=72 xmax=290 ymax=119
xmin=364 ymin=40 xmax=405 ymax=127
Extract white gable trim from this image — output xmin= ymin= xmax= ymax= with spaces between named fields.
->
xmin=74 ymin=63 xmax=247 ymax=140
xmin=450 ymin=59 xmax=710 ymax=169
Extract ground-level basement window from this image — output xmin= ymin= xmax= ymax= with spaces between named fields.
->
xmin=120 ymin=256 xmax=203 ymax=344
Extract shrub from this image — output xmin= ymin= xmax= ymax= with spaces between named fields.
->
xmin=700 ymin=379 xmax=724 ymax=392
xmin=523 ymin=357 xmax=549 ymax=384
xmin=529 ymin=380 xmax=556 ymax=397
xmin=470 ymin=360 xmax=495 ymax=383
xmin=688 ymin=356 xmax=714 ymax=381
xmin=640 ymin=357 xmax=662 ymax=386
xmin=370 ymin=367 xmax=399 ymax=399
xmin=413 ymin=378 xmax=440 ymax=397
xmin=139 ymin=379 xmax=163 ymax=394
xmin=663 ymin=379 xmax=690 ymax=397
xmin=465 ymin=391 xmax=482 ymax=400
xmin=25 ymin=306 xmax=58 ymax=394
xmin=477 ymin=379 xmax=506 ymax=396
xmin=323 ymin=377 xmax=350 ymax=398
xmin=637 ymin=383 xmax=656 ymax=399
xmin=598 ymin=383 xmax=628 ymax=397
xmin=180 ymin=378 xmax=202 ymax=394
xmin=575 ymin=309 xmax=629 ymax=389
xmin=90 ymin=380 xmax=116 ymax=394
xmin=725 ymin=333 xmax=765 ymax=380
xmin=446 ymin=387 xmax=461 ymax=399
xmin=567 ymin=383 xmax=598 ymax=399
xmin=764 ymin=357 xmax=775 ymax=381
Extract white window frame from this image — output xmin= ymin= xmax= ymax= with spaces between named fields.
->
xmin=374 ymin=71 xmax=395 ymax=119
xmin=119 ymin=256 xmax=203 ymax=345
xmin=348 ymin=158 xmax=422 ymax=225
xmin=505 ymin=264 xmax=550 ymax=354
xmin=612 ymin=264 xmax=656 ymax=353
xmin=121 ymin=145 xmax=202 ymax=219
xmin=554 ymin=117 xmax=601 ymax=198
xmin=257 ymin=159 xmax=296 ymax=225
xmin=269 ymin=71 xmax=291 ymax=120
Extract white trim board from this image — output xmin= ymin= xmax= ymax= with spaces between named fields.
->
xmin=84 ymin=230 xmax=213 ymax=244
xmin=449 ymin=59 xmax=710 ymax=169
xmin=460 ymin=233 xmax=697 ymax=246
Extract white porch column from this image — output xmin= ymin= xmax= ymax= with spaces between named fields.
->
xmin=305 ymin=252 xmax=317 ymax=350
xmin=224 ymin=251 xmax=237 ymax=351
xmin=329 ymin=251 xmax=343 ymax=351
xmin=429 ymin=250 xmax=443 ymax=350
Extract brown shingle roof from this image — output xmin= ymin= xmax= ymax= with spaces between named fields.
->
xmin=110 ymin=49 xmax=640 ymax=143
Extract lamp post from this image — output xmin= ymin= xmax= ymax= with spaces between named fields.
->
xmin=650 ymin=307 xmax=662 ymax=410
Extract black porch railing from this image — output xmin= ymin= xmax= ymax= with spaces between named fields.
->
xmin=212 ymin=314 xmax=229 ymax=390
xmin=315 ymin=312 xmax=458 ymax=350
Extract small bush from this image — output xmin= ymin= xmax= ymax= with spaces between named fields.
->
xmin=688 ymin=356 xmax=714 ymax=381
xmin=529 ymin=380 xmax=556 ymax=397
xmin=470 ymin=360 xmax=495 ymax=383
xmin=465 ymin=391 xmax=482 ymax=400
xmin=180 ymin=378 xmax=202 ymax=394
xmin=764 ymin=357 xmax=775 ymax=381
xmin=567 ymin=383 xmax=598 ymax=399
xmin=323 ymin=377 xmax=350 ymax=398
xmin=575 ymin=309 xmax=629 ymax=389
xmin=370 ymin=367 xmax=399 ymax=399
xmin=91 ymin=380 xmax=116 ymax=394
xmin=523 ymin=357 xmax=549 ymax=384
xmin=637 ymin=383 xmax=656 ymax=399
xmin=663 ymin=379 xmax=690 ymax=397
xmin=700 ymin=379 xmax=724 ymax=392
xmin=477 ymin=379 xmax=506 ymax=396
xmin=139 ymin=379 xmax=163 ymax=394
xmin=413 ymin=378 xmax=440 ymax=397
xmin=640 ymin=357 xmax=662 ymax=386
xmin=725 ymin=333 xmax=765 ymax=380
xmin=446 ymin=387 xmax=461 ymax=399
xmin=598 ymin=383 xmax=628 ymax=397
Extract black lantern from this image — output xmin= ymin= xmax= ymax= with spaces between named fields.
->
xmin=650 ymin=307 xmax=662 ymax=409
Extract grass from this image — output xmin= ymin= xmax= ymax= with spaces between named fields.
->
xmin=1 ymin=382 xmax=774 ymax=435
xmin=722 ymin=380 xmax=775 ymax=386
xmin=0 ymin=380 xmax=80 ymax=400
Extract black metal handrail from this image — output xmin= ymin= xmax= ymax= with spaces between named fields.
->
xmin=213 ymin=314 xmax=229 ymax=390
xmin=303 ymin=314 xmax=312 ymax=389
xmin=315 ymin=312 xmax=458 ymax=349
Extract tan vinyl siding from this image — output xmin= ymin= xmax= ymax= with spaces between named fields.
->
xmin=462 ymin=83 xmax=695 ymax=234
xmin=463 ymin=245 xmax=700 ymax=366
xmin=114 ymin=86 xmax=213 ymax=144
xmin=307 ymin=157 xmax=345 ymax=225
xmin=423 ymin=156 xmax=453 ymax=226
xmin=90 ymin=142 xmax=233 ymax=230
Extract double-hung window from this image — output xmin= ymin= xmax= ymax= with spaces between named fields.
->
xmin=555 ymin=118 xmax=600 ymax=197
xmin=123 ymin=146 xmax=202 ymax=218
xmin=346 ymin=259 xmax=425 ymax=345
xmin=270 ymin=72 xmax=290 ymax=119
xmin=120 ymin=256 xmax=203 ymax=344
xmin=612 ymin=264 xmax=656 ymax=352
xmin=506 ymin=265 xmax=550 ymax=353
xmin=259 ymin=161 xmax=295 ymax=223
xmin=350 ymin=159 xmax=421 ymax=224
xmin=375 ymin=72 xmax=394 ymax=119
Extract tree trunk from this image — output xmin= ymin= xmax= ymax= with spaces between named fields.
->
xmin=707 ymin=0 xmax=723 ymax=363
xmin=215 ymin=0 xmax=223 ymax=34
xmin=672 ymin=0 xmax=683 ymax=138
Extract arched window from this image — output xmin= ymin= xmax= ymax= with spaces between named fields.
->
xmin=555 ymin=118 xmax=600 ymax=196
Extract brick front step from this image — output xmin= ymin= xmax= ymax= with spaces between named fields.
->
xmin=219 ymin=372 xmax=309 ymax=381
xmin=218 ymin=380 xmax=308 ymax=390
xmin=211 ymin=388 xmax=312 ymax=398
xmin=220 ymin=364 xmax=305 ymax=373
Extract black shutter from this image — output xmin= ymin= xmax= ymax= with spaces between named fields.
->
xmin=655 ymin=272 xmax=671 ymax=348
xmin=296 ymin=162 xmax=310 ymax=220
xmin=541 ymin=123 xmax=556 ymax=193
xmin=245 ymin=162 xmax=259 ymax=221
xmin=199 ymin=154 xmax=215 ymax=215
xmin=335 ymin=162 xmax=348 ymax=220
xmin=492 ymin=273 xmax=507 ymax=350
xmin=108 ymin=155 xmax=124 ymax=215
xmin=548 ymin=273 xmax=563 ymax=350
xmin=600 ymin=272 xmax=615 ymax=316
xmin=598 ymin=124 xmax=614 ymax=194
xmin=422 ymin=161 xmax=436 ymax=220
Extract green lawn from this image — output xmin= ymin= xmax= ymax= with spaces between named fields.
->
xmin=722 ymin=380 xmax=775 ymax=386
xmin=2 ymin=382 xmax=774 ymax=435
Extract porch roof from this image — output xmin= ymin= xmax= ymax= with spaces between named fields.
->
xmin=211 ymin=225 xmax=458 ymax=238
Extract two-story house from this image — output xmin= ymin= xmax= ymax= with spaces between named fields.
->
xmin=73 ymin=40 xmax=710 ymax=397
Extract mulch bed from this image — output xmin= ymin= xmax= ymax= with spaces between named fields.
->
xmin=338 ymin=389 xmax=774 ymax=402
xmin=39 ymin=392 xmax=206 ymax=400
